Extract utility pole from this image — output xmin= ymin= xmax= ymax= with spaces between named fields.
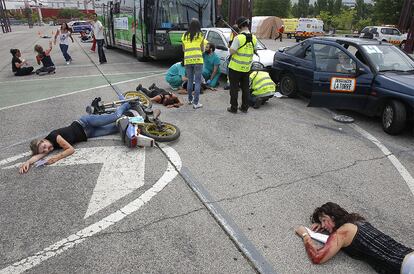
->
xmin=0 ymin=0 xmax=12 ymax=33
xmin=398 ymin=0 xmax=414 ymax=53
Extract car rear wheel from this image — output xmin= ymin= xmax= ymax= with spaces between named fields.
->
xmin=382 ymin=100 xmax=406 ymax=135
xmin=279 ymin=74 xmax=297 ymax=98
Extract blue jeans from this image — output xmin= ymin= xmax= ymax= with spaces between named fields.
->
xmin=78 ymin=103 xmax=130 ymax=138
xmin=59 ymin=44 xmax=71 ymax=61
xmin=185 ymin=64 xmax=202 ymax=105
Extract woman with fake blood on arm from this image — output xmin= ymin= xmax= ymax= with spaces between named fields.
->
xmin=295 ymin=202 xmax=414 ymax=274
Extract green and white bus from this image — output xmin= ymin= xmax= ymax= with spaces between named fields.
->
xmin=102 ymin=0 xmax=215 ymax=61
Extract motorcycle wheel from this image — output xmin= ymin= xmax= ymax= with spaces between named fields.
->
xmin=123 ymin=91 xmax=152 ymax=109
xmin=141 ymin=122 xmax=180 ymax=142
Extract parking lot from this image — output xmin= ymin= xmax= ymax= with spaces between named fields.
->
xmin=0 ymin=26 xmax=414 ymax=274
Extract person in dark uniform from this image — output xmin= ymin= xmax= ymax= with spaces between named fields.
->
xmin=19 ymin=103 xmax=131 ymax=174
xmin=295 ymin=202 xmax=414 ymax=273
xmin=137 ymin=84 xmax=183 ymax=108
xmin=10 ymin=49 xmax=34 ymax=76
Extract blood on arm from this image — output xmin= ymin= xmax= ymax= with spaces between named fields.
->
xmin=304 ymin=232 xmax=343 ymax=264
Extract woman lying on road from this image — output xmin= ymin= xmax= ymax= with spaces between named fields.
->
xmin=137 ymin=83 xmax=183 ymax=108
xmin=10 ymin=49 xmax=34 ymax=76
xmin=19 ymin=103 xmax=131 ymax=174
xmin=295 ymin=202 xmax=414 ymax=274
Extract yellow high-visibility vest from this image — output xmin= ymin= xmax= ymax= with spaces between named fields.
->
xmin=250 ymin=71 xmax=276 ymax=97
xmin=229 ymin=33 xmax=257 ymax=72
xmin=182 ymin=33 xmax=204 ymax=65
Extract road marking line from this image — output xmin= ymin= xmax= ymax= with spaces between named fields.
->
xmin=0 ymin=70 xmax=165 ymax=85
xmin=350 ymin=124 xmax=414 ymax=196
xmin=0 ymin=144 xmax=181 ymax=274
xmin=0 ymin=72 xmax=166 ymax=111
xmin=0 ymin=152 xmax=31 ymax=166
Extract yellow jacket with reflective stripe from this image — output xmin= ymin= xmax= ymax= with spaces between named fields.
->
xmin=182 ymin=33 xmax=204 ymax=65
xmin=229 ymin=33 xmax=257 ymax=72
xmin=250 ymin=71 xmax=276 ymax=97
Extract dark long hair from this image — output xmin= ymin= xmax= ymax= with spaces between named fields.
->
xmin=311 ymin=202 xmax=365 ymax=230
xmin=10 ymin=49 xmax=19 ymax=57
xmin=184 ymin=19 xmax=202 ymax=42
xmin=61 ymin=22 xmax=70 ymax=32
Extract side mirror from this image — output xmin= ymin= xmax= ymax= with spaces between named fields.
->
xmin=357 ymin=67 xmax=368 ymax=75
xmin=216 ymin=45 xmax=228 ymax=51
xmin=278 ymin=47 xmax=286 ymax=52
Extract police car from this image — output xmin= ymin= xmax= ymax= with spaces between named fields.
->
xmin=360 ymin=26 xmax=407 ymax=48
xmin=272 ymin=37 xmax=414 ymax=135
xmin=202 ymin=28 xmax=276 ymax=74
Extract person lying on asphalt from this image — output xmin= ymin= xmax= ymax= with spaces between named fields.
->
xmin=10 ymin=48 xmax=34 ymax=76
xmin=137 ymin=83 xmax=183 ymax=108
xmin=295 ymin=202 xmax=414 ymax=274
xmin=19 ymin=103 xmax=131 ymax=174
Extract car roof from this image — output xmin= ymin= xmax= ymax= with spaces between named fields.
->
xmin=202 ymin=27 xmax=232 ymax=33
xmin=312 ymin=36 xmax=387 ymax=46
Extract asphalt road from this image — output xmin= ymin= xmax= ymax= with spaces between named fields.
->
xmin=0 ymin=26 xmax=413 ymax=274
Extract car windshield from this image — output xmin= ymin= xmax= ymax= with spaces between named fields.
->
xmin=362 ymin=45 xmax=414 ymax=72
xmin=222 ymin=31 xmax=266 ymax=50
xmin=156 ymin=0 xmax=214 ymax=29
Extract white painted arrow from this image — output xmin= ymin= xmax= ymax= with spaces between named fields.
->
xmin=1 ymin=146 xmax=146 ymax=219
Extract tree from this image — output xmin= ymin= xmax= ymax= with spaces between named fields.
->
xmin=253 ymin=0 xmax=291 ymax=17
xmin=315 ymin=0 xmax=328 ymax=14
xmin=373 ymin=0 xmax=403 ymax=25
xmin=58 ymin=8 xmax=84 ymax=19
xmin=297 ymin=0 xmax=310 ymax=17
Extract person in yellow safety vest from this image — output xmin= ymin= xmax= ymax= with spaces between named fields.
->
xmin=181 ymin=19 xmax=206 ymax=109
xmin=224 ymin=24 xmax=240 ymax=90
xmin=227 ymin=16 xmax=257 ymax=114
xmin=249 ymin=71 xmax=276 ymax=109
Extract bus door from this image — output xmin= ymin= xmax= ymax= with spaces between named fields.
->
xmin=134 ymin=0 xmax=146 ymax=59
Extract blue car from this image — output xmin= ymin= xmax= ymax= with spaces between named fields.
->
xmin=70 ymin=21 xmax=92 ymax=33
xmin=272 ymin=37 xmax=414 ymax=135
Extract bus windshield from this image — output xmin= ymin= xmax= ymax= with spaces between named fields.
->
xmin=156 ymin=0 xmax=214 ymax=30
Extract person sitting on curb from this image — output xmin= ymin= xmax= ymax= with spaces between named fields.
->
xmin=19 ymin=102 xmax=132 ymax=174
xmin=202 ymin=43 xmax=221 ymax=88
xmin=34 ymin=41 xmax=56 ymax=75
xmin=137 ymin=83 xmax=183 ymax=108
xmin=10 ymin=49 xmax=34 ymax=76
xmin=295 ymin=202 xmax=414 ymax=274
xmin=165 ymin=61 xmax=187 ymax=93
xmin=249 ymin=71 xmax=276 ymax=109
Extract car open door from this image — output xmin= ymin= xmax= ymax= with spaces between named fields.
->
xmin=206 ymin=30 xmax=229 ymax=74
xmin=309 ymin=43 xmax=374 ymax=111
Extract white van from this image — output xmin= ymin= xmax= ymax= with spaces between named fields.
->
xmin=295 ymin=18 xmax=324 ymax=42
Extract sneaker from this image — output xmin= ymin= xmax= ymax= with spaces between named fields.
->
xmin=227 ymin=107 xmax=237 ymax=113
xmin=193 ymin=103 xmax=203 ymax=109
xmin=238 ymin=107 xmax=248 ymax=113
xmin=66 ymin=61 xmax=70 ymax=65
xmin=136 ymin=84 xmax=142 ymax=91
xmin=187 ymin=99 xmax=193 ymax=105
xmin=224 ymin=84 xmax=230 ymax=90
xmin=253 ymin=98 xmax=262 ymax=109
xmin=149 ymin=83 xmax=157 ymax=90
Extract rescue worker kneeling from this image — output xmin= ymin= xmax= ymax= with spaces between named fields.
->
xmin=249 ymin=71 xmax=276 ymax=109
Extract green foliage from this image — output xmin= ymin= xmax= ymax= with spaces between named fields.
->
xmin=58 ymin=8 xmax=84 ymax=19
xmin=373 ymin=0 xmax=403 ymax=25
xmin=354 ymin=18 xmax=373 ymax=32
xmin=253 ymin=0 xmax=291 ymax=17
xmin=332 ymin=8 xmax=356 ymax=30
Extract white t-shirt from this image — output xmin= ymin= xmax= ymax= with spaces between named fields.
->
xmin=93 ymin=20 xmax=104 ymax=40
xmin=59 ymin=31 xmax=71 ymax=45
